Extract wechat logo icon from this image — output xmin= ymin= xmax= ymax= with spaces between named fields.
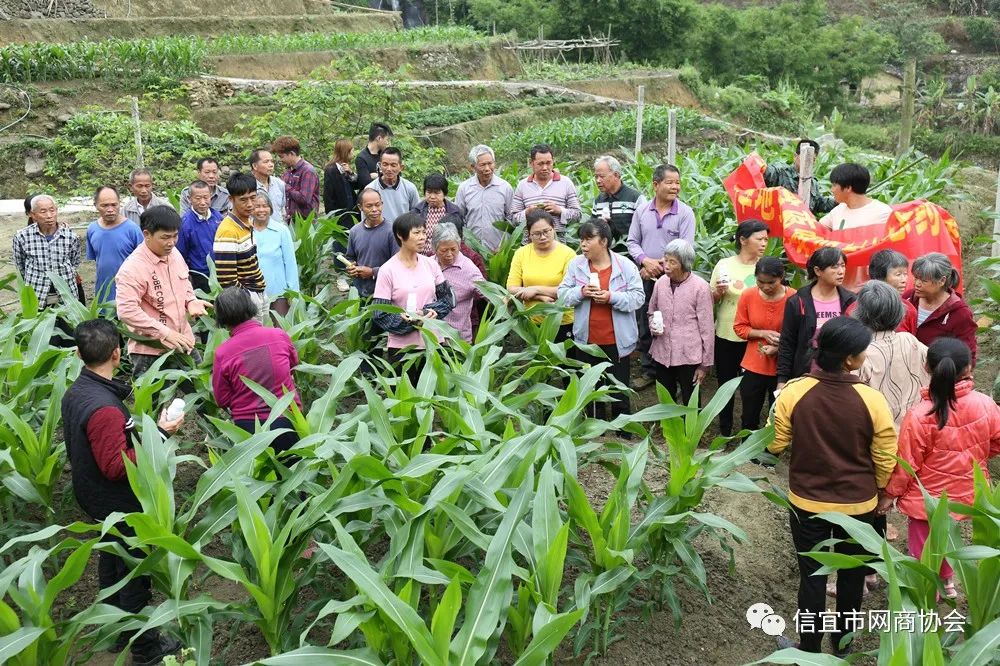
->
xmin=747 ymin=603 xmax=786 ymax=637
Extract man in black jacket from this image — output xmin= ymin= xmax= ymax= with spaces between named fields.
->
xmin=592 ymin=155 xmax=646 ymax=242
xmin=62 ymin=319 xmax=183 ymax=666
xmin=355 ymin=122 xmax=393 ymax=189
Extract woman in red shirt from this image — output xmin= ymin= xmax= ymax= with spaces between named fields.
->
xmin=733 ymin=257 xmax=794 ymax=431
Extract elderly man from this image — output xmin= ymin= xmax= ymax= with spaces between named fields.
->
xmin=764 ymin=138 xmax=836 ymax=216
xmin=364 ymin=147 xmax=419 ymax=225
xmin=116 ymin=206 xmax=212 ymax=377
xmin=455 ymin=144 xmax=513 ymax=252
xmin=87 ymin=185 xmax=143 ymax=303
xmin=592 ymin=155 xmax=645 ymax=242
xmin=626 ymin=164 xmax=697 ymax=387
xmin=13 ymin=194 xmax=81 ymax=309
xmin=179 ymin=157 xmax=230 ymax=216
xmin=510 ymin=143 xmax=581 ymax=237
xmin=176 ymin=180 xmax=223 ymax=293
xmin=250 ymin=148 xmax=286 ymax=223
xmin=273 ymin=135 xmax=320 ymax=222
xmin=122 ymin=169 xmax=173 ymax=224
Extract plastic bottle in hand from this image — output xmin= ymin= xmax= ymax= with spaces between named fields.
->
xmin=588 ymin=272 xmax=600 ymax=289
xmin=717 ymin=268 xmax=730 ymax=288
xmin=651 ymin=310 xmax=665 ymax=335
xmin=165 ymin=398 xmax=185 ymax=421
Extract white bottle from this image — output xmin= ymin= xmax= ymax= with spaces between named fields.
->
xmin=165 ymin=398 xmax=185 ymax=421
xmin=652 ymin=310 xmax=664 ymax=334
xmin=589 ymin=272 xmax=601 ymax=289
xmin=717 ymin=268 xmax=730 ymax=287
xmin=405 ymin=292 xmax=418 ymax=314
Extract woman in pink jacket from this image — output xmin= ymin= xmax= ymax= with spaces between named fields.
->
xmin=648 ymin=239 xmax=714 ymax=405
xmin=879 ymin=337 xmax=1000 ymax=598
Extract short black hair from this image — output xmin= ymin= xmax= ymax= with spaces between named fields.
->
xmin=754 ymin=256 xmax=785 ymax=279
xmin=423 ymin=173 xmax=449 ymax=196
xmin=226 ymin=172 xmax=258 ymax=198
xmin=368 ymin=123 xmax=393 ymax=142
xmin=140 ymin=205 xmax=182 ymax=234
xmin=525 ymin=208 xmax=556 ymax=234
xmin=814 ymin=316 xmax=872 ymax=372
xmin=806 ymin=247 xmax=847 ymax=281
xmin=868 ymin=249 xmax=909 ymax=281
xmin=381 ymin=147 xmax=403 ymax=163
xmin=93 ymin=185 xmax=118 ymax=203
xmin=579 ymin=217 xmax=613 ymax=246
xmin=735 ymin=219 xmax=769 ymax=250
xmin=830 ymin=163 xmax=871 ymax=195
xmin=75 ymin=319 xmax=121 ymax=365
xmin=215 ymin=287 xmax=259 ymax=329
xmin=189 ymin=179 xmax=211 ymax=192
xmin=393 ymin=212 xmax=426 ymax=243
xmin=529 ymin=143 xmax=553 ymax=161
xmin=653 ymin=164 xmax=681 ymax=182
xmin=795 ymin=139 xmax=820 ymax=156
xmin=196 ymin=157 xmax=219 ymax=171
xmin=249 ymin=148 xmax=270 ymax=169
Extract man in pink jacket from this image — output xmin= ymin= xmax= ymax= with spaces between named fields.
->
xmin=116 ymin=207 xmax=212 ymax=377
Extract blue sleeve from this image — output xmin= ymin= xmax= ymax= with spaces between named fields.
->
xmin=282 ymin=226 xmax=300 ymax=291
xmin=129 ymin=223 xmax=143 ymax=251
xmin=175 ymin=221 xmax=189 ymax=263
xmin=85 ymin=226 xmax=96 ymax=261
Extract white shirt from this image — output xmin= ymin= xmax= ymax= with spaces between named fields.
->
xmin=819 ymin=199 xmax=892 ymax=231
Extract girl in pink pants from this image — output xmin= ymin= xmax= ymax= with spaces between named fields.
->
xmin=880 ymin=337 xmax=1000 ymax=598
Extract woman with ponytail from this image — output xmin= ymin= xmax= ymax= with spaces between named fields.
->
xmin=880 ymin=337 xmax=1000 ymax=599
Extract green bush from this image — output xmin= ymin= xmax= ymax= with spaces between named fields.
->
xmin=402 ymin=95 xmax=574 ymax=127
xmin=964 ymin=17 xmax=1000 ymax=51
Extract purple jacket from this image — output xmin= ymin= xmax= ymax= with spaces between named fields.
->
xmin=648 ymin=273 xmax=715 ymax=368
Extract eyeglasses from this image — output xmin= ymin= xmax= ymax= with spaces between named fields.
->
xmin=530 ymin=229 xmax=553 ymax=239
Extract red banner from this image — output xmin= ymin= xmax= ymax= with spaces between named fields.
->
xmin=723 ymin=153 xmax=963 ymax=287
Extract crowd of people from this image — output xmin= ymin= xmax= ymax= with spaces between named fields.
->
xmin=11 ymin=129 xmax=1000 ymax=662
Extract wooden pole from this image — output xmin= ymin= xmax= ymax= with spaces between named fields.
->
xmin=634 ymin=85 xmax=645 ymax=156
xmin=667 ymin=108 xmax=677 ymax=166
xmin=130 ymin=96 xmax=144 ymax=169
xmin=797 ymin=143 xmax=816 ymax=205
xmin=993 ymin=165 xmax=1000 ymax=258
xmin=897 ymin=57 xmax=917 ymax=156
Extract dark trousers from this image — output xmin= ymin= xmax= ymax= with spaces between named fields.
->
xmin=189 ymin=271 xmax=210 ymax=295
xmin=635 ymin=279 xmax=656 ymax=377
xmin=97 ymin=532 xmax=163 ymax=651
xmin=654 ymin=362 xmax=699 ymax=406
xmin=234 ymin=416 xmax=300 ymax=456
xmin=271 ymin=297 xmax=291 ymax=318
xmin=577 ymin=344 xmax=631 ymax=420
xmin=740 ymin=369 xmax=777 ymax=431
xmin=789 ymin=507 xmax=874 ymax=653
xmin=714 ymin=337 xmax=746 ymax=436
xmin=388 ymin=347 xmax=425 ymax=386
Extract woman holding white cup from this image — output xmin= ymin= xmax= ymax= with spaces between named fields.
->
xmin=647 ymin=239 xmax=715 ymax=405
xmin=709 ymin=219 xmax=770 ymax=435
xmin=558 ymin=218 xmax=644 ymax=422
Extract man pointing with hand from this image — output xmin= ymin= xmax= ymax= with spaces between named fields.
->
xmin=116 ymin=206 xmax=212 ymax=377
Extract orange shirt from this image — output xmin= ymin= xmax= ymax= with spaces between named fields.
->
xmin=588 ymin=263 xmax=616 ymax=345
xmin=733 ymin=286 xmax=794 ymax=376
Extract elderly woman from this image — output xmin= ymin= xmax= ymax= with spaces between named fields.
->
xmin=372 ymin=213 xmax=454 ymax=370
xmin=507 ymin=208 xmax=576 ymax=341
xmin=433 ymin=222 xmax=484 ymax=343
xmin=648 ymin=239 xmax=714 ymax=405
xmin=251 ymin=193 xmax=299 ymax=317
xmin=212 ymin=286 xmax=302 ymax=456
xmin=767 ymin=316 xmax=897 ymax=655
xmin=558 ymin=218 xmax=645 ymax=419
xmin=904 ymin=252 xmax=977 ymax=363
xmin=710 ymin=219 xmax=769 ymax=435
xmin=777 ymin=247 xmax=856 ymax=389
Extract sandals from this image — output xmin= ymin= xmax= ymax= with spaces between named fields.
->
xmin=826 ymin=575 xmax=878 ymax=598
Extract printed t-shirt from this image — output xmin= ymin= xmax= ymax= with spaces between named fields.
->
xmin=813 ymin=296 xmax=842 ymax=329
xmin=373 ymin=253 xmax=445 ymax=349
xmin=710 ymin=256 xmax=758 ymax=342
xmin=588 ymin=263 xmax=615 ymax=345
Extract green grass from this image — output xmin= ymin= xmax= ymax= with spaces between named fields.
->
xmin=402 ymin=95 xmax=576 ymax=128
xmin=0 ymin=26 xmax=487 ymax=84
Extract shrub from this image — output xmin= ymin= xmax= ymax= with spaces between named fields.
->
xmin=964 ymin=17 xmax=1000 ymax=52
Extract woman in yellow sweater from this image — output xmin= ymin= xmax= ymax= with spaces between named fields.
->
xmin=507 ymin=209 xmax=576 ymax=341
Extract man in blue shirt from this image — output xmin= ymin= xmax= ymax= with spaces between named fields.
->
xmin=176 ymin=180 xmax=223 ymax=293
xmin=86 ymin=185 xmax=143 ymax=303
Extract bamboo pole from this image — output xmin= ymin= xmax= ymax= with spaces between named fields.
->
xmin=634 ymin=85 xmax=645 ymax=156
xmin=130 ymin=96 xmax=144 ymax=169
xmin=667 ymin=108 xmax=677 ymax=166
